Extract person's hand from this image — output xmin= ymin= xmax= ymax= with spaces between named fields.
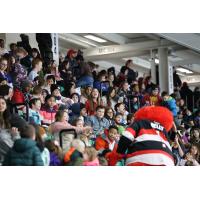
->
xmin=186 ymin=153 xmax=193 ymax=161
xmin=10 ymin=127 xmax=19 ymax=136
xmin=175 ymin=135 xmax=179 ymax=144
xmin=84 ymin=126 xmax=92 ymax=132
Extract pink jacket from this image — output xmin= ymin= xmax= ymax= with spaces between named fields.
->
xmin=50 ymin=121 xmax=83 ymax=134
xmin=83 ymin=158 xmax=100 ymax=166
xmin=39 ymin=107 xmax=57 ymax=125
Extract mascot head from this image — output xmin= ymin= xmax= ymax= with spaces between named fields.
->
xmin=134 ymin=106 xmax=173 ymax=132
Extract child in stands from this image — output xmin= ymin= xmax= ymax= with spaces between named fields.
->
xmin=42 ymin=74 xmax=55 ymax=94
xmin=83 ymin=147 xmax=99 ymax=166
xmin=28 ymin=58 xmax=43 ymax=82
xmin=3 ymin=124 xmax=44 ymax=166
xmin=114 ymin=113 xmax=126 ymax=135
xmin=40 ymin=95 xmax=58 ymax=126
xmin=29 ymin=98 xmax=43 ymax=125
xmin=45 ymin=139 xmax=62 ymax=166
xmin=95 ymin=125 xmax=118 ymax=152
xmin=51 ymin=84 xmax=73 ymax=107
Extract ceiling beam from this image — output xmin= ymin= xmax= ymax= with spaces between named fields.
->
xmin=155 ymin=33 xmax=200 ymax=53
xmin=83 ymin=39 xmax=176 ymax=59
xmin=85 ymin=50 xmax=149 ymax=61
xmin=170 ymin=59 xmax=200 ymax=66
xmin=142 ymin=33 xmax=161 ymax=40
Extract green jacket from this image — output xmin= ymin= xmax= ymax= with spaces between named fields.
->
xmin=3 ymin=138 xmax=44 ymax=166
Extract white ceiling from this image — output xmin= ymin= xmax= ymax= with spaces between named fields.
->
xmin=58 ymin=33 xmax=200 ymax=76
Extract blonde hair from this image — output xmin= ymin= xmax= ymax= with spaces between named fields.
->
xmin=84 ymin=147 xmax=98 ymax=161
xmin=71 ymin=139 xmax=85 ymax=153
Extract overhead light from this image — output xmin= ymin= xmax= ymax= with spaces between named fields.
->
xmin=84 ymin=34 xmax=107 ymax=43
xmin=176 ymin=67 xmax=193 ymax=74
xmin=176 ymin=72 xmax=185 ymax=77
xmin=59 ymin=35 xmax=91 ymax=48
xmin=155 ymin=58 xmax=159 ymax=64
xmin=77 ymin=39 xmax=98 ymax=47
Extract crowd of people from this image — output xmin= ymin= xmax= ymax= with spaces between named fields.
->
xmin=0 ymin=35 xmax=200 ymax=166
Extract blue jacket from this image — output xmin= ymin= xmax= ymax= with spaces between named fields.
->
xmin=164 ymin=97 xmax=177 ymax=117
xmin=29 ymin=109 xmax=43 ymax=125
xmin=3 ymin=138 xmax=44 ymax=166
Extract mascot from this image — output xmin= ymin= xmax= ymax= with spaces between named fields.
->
xmin=107 ymin=106 xmax=175 ymax=166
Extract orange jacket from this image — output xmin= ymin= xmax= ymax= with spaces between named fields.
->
xmin=95 ymin=134 xmax=118 ymax=152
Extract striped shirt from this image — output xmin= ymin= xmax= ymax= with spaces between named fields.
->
xmin=117 ymin=120 xmax=174 ymax=166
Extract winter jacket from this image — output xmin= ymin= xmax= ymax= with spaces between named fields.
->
xmin=162 ymin=97 xmax=177 ymax=117
xmin=3 ymin=138 xmax=44 ymax=166
xmin=40 ymin=106 xmax=57 ymax=125
xmin=95 ymin=131 xmax=118 ymax=152
xmin=29 ymin=109 xmax=43 ymax=125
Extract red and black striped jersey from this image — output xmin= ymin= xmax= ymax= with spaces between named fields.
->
xmin=117 ymin=120 xmax=174 ymax=166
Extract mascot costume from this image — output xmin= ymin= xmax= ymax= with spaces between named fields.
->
xmin=107 ymin=106 xmax=175 ymax=166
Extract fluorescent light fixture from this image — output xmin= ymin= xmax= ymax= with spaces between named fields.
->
xmin=176 ymin=67 xmax=193 ymax=74
xmin=59 ymin=35 xmax=91 ymax=48
xmin=84 ymin=34 xmax=107 ymax=43
xmin=176 ymin=72 xmax=185 ymax=77
xmin=155 ymin=58 xmax=159 ymax=64
xmin=77 ymin=39 xmax=98 ymax=47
